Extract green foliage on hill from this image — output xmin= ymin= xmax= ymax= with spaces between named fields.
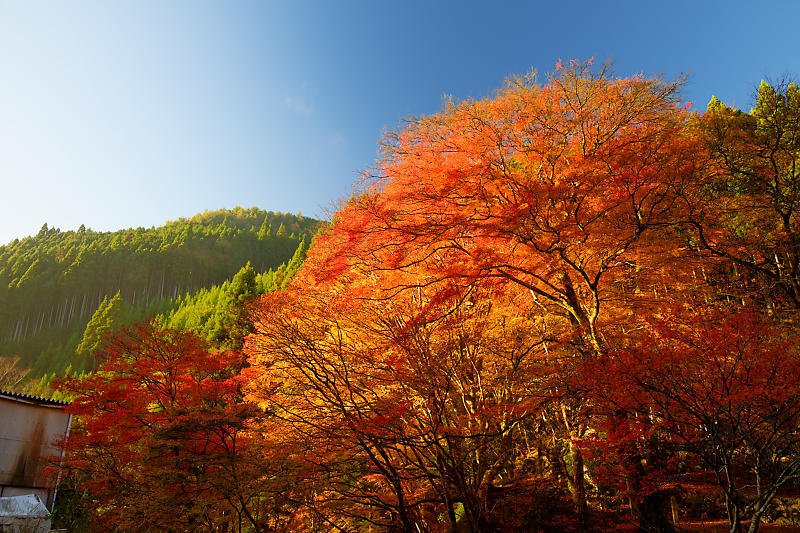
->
xmin=0 ymin=206 xmax=318 ymax=380
xmin=75 ymin=291 xmax=124 ymax=362
xmin=156 ymin=236 xmax=308 ymax=350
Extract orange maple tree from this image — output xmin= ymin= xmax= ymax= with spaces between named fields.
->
xmin=306 ymin=60 xmax=706 ymax=354
xmin=243 ymin=61 xmax=713 ymax=530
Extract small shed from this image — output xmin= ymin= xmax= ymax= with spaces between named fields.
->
xmin=0 ymin=493 xmax=51 ymax=533
xmin=0 ymin=389 xmax=71 ymax=510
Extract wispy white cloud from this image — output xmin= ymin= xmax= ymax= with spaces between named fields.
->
xmin=282 ymin=94 xmax=313 ymax=117
xmin=327 ymin=132 xmax=346 ymax=149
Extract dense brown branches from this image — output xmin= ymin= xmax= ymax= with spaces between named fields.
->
xmin=245 ymin=283 xmax=554 ymax=532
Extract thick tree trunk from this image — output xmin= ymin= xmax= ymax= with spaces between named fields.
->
xmin=618 ymin=441 xmax=675 ymax=532
xmin=638 ymin=491 xmax=676 ymax=532
xmin=725 ymin=495 xmax=742 ymax=533
xmin=670 ymin=494 xmax=679 ymax=526
xmin=569 ymin=441 xmax=588 ymax=531
xmin=747 ymin=508 xmax=765 ymax=533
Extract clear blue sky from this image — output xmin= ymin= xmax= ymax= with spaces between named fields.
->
xmin=1 ymin=1 xmax=797 ymax=245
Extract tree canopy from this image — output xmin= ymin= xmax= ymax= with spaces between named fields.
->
xmin=56 ymin=65 xmax=800 ymax=533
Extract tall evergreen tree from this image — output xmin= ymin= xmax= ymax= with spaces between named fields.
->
xmin=75 ymin=291 xmax=124 ymax=369
xmin=229 ymin=262 xmax=257 ymax=304
xmin=257 ymin=216 xmax=271 ymax=240
xmin=75 ymin=296 xmax=109 ymax=360
xmin=281 ymin=237 xmax=308 ymax=290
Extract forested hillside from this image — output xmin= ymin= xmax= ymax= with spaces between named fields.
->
xmin=0 ymin=206 xmax=318 ymax=377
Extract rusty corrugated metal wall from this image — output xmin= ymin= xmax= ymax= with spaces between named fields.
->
xmin=0 ymin=395 xmax=71 ymax=508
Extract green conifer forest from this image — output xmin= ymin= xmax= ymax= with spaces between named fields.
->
xmin=0 ymin=206 xmax=318 ymax=388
